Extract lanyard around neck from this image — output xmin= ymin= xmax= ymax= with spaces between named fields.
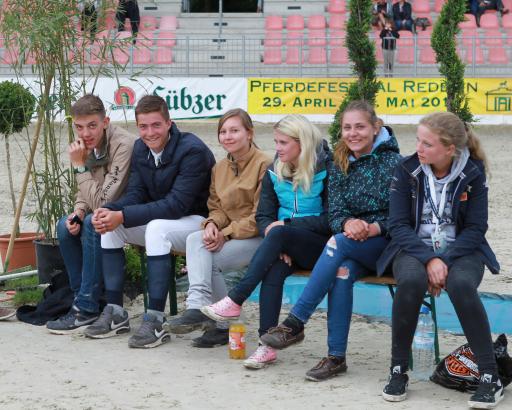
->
xmin=426 ymin=173 xmax=448 ymax=229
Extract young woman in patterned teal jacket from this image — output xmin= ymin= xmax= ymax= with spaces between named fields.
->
xmin=260 ymin=100 xmax=401 ymax=381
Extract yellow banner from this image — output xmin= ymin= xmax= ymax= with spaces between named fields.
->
xmin=247 ymin=78 xmax=512 ymax=115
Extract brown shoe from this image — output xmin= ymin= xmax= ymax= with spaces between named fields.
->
xmin=305 ymin=356 xmax=348 ymax=382
xmin=260 ymin=324 xmax=305 ymax=349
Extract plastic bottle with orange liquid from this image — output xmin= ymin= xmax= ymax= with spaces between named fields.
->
xmin=228 ymin=323 xmax=246 ymax=359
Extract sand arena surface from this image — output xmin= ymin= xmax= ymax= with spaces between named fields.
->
xmin=0 ymin=121 xmax=511 ymax=409
xmin=1 ymin=121 xmax=510 ymax=294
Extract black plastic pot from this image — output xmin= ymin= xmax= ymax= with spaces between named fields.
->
xmin=34 ymin=239 xmax=66 ymax=284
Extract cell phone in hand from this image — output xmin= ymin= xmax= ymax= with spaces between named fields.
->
xmin=70 ymin=214 xmax=83 ymax=226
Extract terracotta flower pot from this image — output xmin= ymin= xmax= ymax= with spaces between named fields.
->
xmin=0 ymin=232 xmax=43 ymax=272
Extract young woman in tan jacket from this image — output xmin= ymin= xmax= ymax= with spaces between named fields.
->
xmin=164 ymin=108 xmax=271 ymax=347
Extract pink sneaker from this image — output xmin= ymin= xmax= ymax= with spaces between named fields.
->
xmin=200 ymin=297 xmax=241 ymax=321
xmin=244 ymin=345 xmax=277 ymax=369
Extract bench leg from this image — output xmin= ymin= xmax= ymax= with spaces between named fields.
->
xmin=169 ymin=254 xmax=178 ymax=316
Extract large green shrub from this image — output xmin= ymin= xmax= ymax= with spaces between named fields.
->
xmin=329 ymin=0 xmax=381 ymax=146
xmin=0 ymin=81 xmax=36 ymax=218
xmin=431 ymin=0 xmax=473 ymax=122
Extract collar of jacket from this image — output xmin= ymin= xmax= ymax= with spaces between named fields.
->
xmin=401 ymin=152 xmax=480 ymax=182
xmin=85 ymin=125 xmax=111 ymax=169
xmin=227 ymin=144 xmax=258 ymax=176
xmin=144 ymin=122 xmax=181 ymax=166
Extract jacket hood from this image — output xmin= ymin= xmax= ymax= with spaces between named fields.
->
xmin=349 ymin=125 xmax=400 ymax=162
xmin=420 ymin=147 xmax=470 ymax=185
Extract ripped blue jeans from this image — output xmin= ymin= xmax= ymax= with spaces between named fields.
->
xmin=290 ymin=233 xmax=389 ymax=357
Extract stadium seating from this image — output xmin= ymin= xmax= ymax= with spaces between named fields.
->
xmin=412 ymin=1 xmax=432 ymax=19
xmin=397 ymin=47 xmax=415 ymax=64
xmin=459 ymin=15 xmax=478 ymax=29
xmin=308 ymin=15 xmax=326 ymax=30
xmin=488 ymin=48 xmax=509 ymax=64
xmin=286 ymin=30 xmax=304 ymax=46
xmin=159 ymin=16 xmax=178 ymax=30
xmin=329 ymin=30 xmax=345 ymax=46
xmin=327 ymin=1 xmax=346 ymax=14
xmin=308 ymin=29 xmax=327 ymax=46
xmin=329 ymin=47 xmax=349 ymax=64
xmin=483 ymin=29 xmax=503 ymax=46
xmin=157 ymin=30 xmax=177 ymax=47
xmin=434 ymin=0 xmax=447 ymax=13
xmin=463 ymin=47 xmax=484 ymax=64
xmin=285 ymin=47 xmax=305 ymax=64
xmin=133 ymin=40 xmax=152 ymax=65
xmin=419 ymin=47 xmax=437 ymax=64
xmin=265 ymin=15 xmax=283 ymax=31
xmin=479 ymin=14 xmax=500 ymax=29
xmin=461 ymin=28 xmax=481 ymax=46
xmin=154 ymin=47 xmax=173 ymax=64
xmin=140 ymin=16 xmax=158 ymax=31
xmin=264 ymin=31 xmax=283 ymax=47
xmin=308 ymin=47 xmax=327 ymax=64
xmin=287 ymin=15 xmax=305 ymax=31
xmin=263 ymin=47 xmax=282 ymax=64
xmin=329 ymin=14 xmax=346 ymax=30
xmin=502 ymin=14 xmax=512 ymax=29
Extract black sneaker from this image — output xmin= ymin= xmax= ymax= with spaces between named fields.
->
xmin=83 ymin=305 xmax=130 ymax=339
xmin=163 ymin=309 xmax=214 ymax=334
xmin=305 ymin=356 xmax=348 ymax=382
xmin=468 ymin=373 xmax=504 ymax=409
xmin=382 ymin=365 xmax=409 ymax=402
xmin=191 ymin=328 xmax=229 ymax=348
xmin=46 ymin=306 xmax=99 ymax=335
xmin=128 ymin=313 xmax=170 ymax=349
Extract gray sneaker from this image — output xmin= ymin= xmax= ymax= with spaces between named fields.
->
xmin=163 ymin=309 xmax=214 ymax=334
xmin=128 ymin=313 xmax=170 ymax=348
xmin=83 ymin=305 xmax=130 ymax=339
xmin=47 ymin=305 xmax=99 ymax=335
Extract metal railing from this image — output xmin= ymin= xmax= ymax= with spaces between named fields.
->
xmin=0 ymin=34 xmax=510 ymax=78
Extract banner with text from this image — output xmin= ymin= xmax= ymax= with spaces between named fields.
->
xmin=248 ymin=78 xmax=512 ymax=115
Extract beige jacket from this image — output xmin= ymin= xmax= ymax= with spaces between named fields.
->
xmin=74 ymin=124 xmax=136 ymax=215
xmin=202 ymin=145 xmax=271 ymax=240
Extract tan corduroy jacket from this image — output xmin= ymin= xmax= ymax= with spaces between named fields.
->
xmin=202 ymin=145 xmax=271 ymax=240
xmin=74 ymin=124 xmax=137 ymax=215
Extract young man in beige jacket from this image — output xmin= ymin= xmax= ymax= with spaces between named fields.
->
xmin=47 ymin=94 xmax=136 ymax=334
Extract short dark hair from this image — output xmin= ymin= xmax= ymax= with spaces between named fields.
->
xmin=71 ymin=94 xmax=106 ymax=118
xmin=135 ymin=95 xmax=170 ymax=121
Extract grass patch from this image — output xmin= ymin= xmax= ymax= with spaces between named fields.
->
xmin=4 ymin=275 xmax=39 ymax=290
xmin=12 ymin=288 xmax=44 ymax=306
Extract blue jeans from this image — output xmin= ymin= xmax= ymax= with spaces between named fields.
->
xmin=228 ymin=226 xmax=329 ymax=336
xmin=290 ymin=234 xmax=389 ymax=357
xmin=57 ymin=214 xmax=102 ymax=313
xmin=394 ymin=19 xmax=413 ymax=31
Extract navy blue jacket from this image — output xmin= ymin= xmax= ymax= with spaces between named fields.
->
xmin=105 ymin=122 xmax=215 ymax=228
xmin=377 ymin=153 xmax=500 ymax=275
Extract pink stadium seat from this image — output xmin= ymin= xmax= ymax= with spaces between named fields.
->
xmin=483 ymin=29 xmax=503 ymax=46
xmin=265 ymin=16 xmax=283 ymax=31
xmin=329 ymin=14 xmax=346 ymax=30
xmin=434 ymin=0 xmax=447 ymax=13
xmin=140 ymin=16 xmax=158 ymax=31
xmin=329 ymin=30 xmax=345 ymax=46
xmin=112 ymin=48 xmax=130 ymax=65
xmin=375 ymin=46 xmax=384 ymax=63
xmin=397 ymin=47 xmax=415 ymax=64
xmin=308 ymin=47 xmax=327 ymax=64
xmin=413 ymin=2 xmax=432 ymax=14
xmin=286 ymin=30 xmax=304 ymax=46
xmin=286 ymin=47 xmax=305 ymax=64
xmin=506 ymin=30 xmax=512 ymax=45
xmin=157 ymin=30 xmax=177 ymax=47
xmin=1 ymin=47 xmax=19 ymax=65
xmin=264 ymin=31 xmax=282 ymax=47
xmin=417 ymin=29 xmax=433 ymax=47
xmin=464 ymin=47 xmax=484 ymax=64
xmin=419 ymin=47 xmax=436 ymax=64
xmin=287 ymin=15 xmax=305 ymax=31
xmin=488 ymin=48 xmax=509 ymax=64
xmin=502 ymin=14 xmax=512 ymax=29
xmin=159 ymin=16 xmax=178 ymax=30
xmin=263 ymin=47 xmax=282 ymax=64
xmin=308 ymin=15 xmax=326 ymax=30
xmin=459 ymin=15 xmax=477 ymax=29
xmin=479 ymin=13 xmax=499 ymax=29
xmin=329 ymin=47 xmax=349 ymax=64
xmin=25 ymin=52 xmax=37 ymax=65
xmin=308 ymin=29 xmax=327 ymax=46
xmin=105 ymin=13 xmax=117 ymax=30
xmin=138 ymin=31 xmax=156 ymax=44
xmin=461 ymin=29 xmax=481 ymax=46
xmin=133 ymin=40 xmax=152 ymax=64
xmin=88 ymin=44 xmax=106 ymax=65
xmin=154 ymin=47 xmax=173 ymax=64
xmin=397 ymin=30 xmax=414 ymax=46
xmin=96 ymin=30 xmax=111 ymax=40
xmin=328 ymin=0 xmax=346 ymax=14
xmin=503 ymin=0 xmax=512 ymax=8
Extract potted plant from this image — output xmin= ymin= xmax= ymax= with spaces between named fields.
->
xmin=0 ymin=0 xmax=129 ymax=282
xmin=0 ymin=81 xmax=40 ymax=272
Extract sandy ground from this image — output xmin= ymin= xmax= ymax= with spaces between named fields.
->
xmin=0 ymin=121 xmax=511 ymax=409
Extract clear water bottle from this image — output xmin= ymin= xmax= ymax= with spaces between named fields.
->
xmin=412 ymin=306 xmax=435 ymax=381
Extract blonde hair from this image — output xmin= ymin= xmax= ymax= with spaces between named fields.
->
xmin=419 ymin=112 xmax=488 ymax=174
xmin=334 ymin=100 xmax=379 ymax=173
xmin=273 ymin=114 xmax=323 ymax=192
